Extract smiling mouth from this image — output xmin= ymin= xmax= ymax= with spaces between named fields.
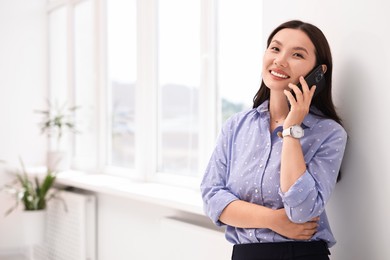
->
xmin=270 ymin=70 xmax=290 ymax=79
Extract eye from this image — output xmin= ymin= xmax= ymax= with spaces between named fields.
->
xmin=293 ymin=53 xmax=305 ymax=58
xmin=269 ymin=46 xmax=280 ymax=52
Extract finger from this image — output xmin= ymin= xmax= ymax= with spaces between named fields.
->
xmin=305 ymin=227 xmax=317 ymax=235
xmin=303 ymin=222 xmax=318 ymax=231
xmin=299 ymin=77 xmax=317 ymax=104
xmin=288 ymin=83 xmax=303 ymax=103
xmin=310 ymin=216 xmax=320 ymax=222
xmin=309 ymin=85 xmax=317 ymax=98
xmin=306 ymin=226 xmax=318 ymax=235
xmin=299 ymin=228 xmax=318 ymax=240
xmin=283 ymin=89 xmax=297 ymax=105
xmin=299 ymin=76 xmax=310 ymax=93
xmin=297 ymin=233 xmax=315 ymax=240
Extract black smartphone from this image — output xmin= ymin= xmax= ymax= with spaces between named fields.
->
xmin=293 ymin=64 xmax=326 ymax=98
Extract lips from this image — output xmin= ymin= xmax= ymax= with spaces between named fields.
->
xmin=270 ymin=70 xmax=290 ymax=79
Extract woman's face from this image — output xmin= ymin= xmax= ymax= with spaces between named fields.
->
xmin=262 ymin=28 xmax=317 ymax=92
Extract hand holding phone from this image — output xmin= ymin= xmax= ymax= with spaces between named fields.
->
xmin=293 ymin=64 xmax=327 ymax=98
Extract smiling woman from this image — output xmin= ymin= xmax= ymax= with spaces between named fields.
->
xmin=201 ymin=20 xmax=347 ymax=260
xmin=263 ymin=29 xmax=316 ymax=97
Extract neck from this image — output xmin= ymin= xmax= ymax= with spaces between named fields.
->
xmin=269 ymin=91 xmax=290 ymax=123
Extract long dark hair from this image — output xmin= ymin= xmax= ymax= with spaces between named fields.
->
xmin=253 ymin=20 xmax=342 ymax=126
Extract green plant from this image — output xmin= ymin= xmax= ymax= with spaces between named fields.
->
xmin=1 ymin=159 xmax=63 ymax=216
xmin=35 ymin=100 xmax=80 ymax=150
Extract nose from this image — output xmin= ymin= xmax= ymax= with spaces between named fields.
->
xmin=274 ymin=55 xmax=288 ymax=67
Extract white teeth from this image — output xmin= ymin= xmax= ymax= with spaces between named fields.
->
xmin=271 ymin=70 xmax=289 ymax=79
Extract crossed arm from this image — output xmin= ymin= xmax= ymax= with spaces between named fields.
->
xmin=219 ymin=200 xmax=319 ymax=240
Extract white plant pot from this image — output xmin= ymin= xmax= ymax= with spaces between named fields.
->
xmin=47 ymin=150 xmax=69 ymax=171
xmin=21 ymin=210 xmax=46 ymax=246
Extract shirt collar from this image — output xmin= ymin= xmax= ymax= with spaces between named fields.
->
xmin=255 ymin=100 xmax=321 ymax=129
xmin=256 ymin=100 xmax=270 ymax=114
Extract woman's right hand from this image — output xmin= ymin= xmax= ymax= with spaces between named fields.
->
xmin=270 ymin=209 xmax=319 ymax=240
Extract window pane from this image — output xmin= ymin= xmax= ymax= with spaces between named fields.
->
xmin=158 ymin=0 xmax=200 ymax=176
xmin=48 ymin=7 xmax=68 ymax=151
xmin=107 ymin=0 xmax=137 ymax=168
xmin=74 ymin=0 xmax=97 ymax=167
xmin=49 ymin=7 xmax=68 ymax=106
xmin=217 ymin=0 xmax=263 ymax=122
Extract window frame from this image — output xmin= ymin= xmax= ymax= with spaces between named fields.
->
xmin=46 ymin=0 xmax=261 ymax=189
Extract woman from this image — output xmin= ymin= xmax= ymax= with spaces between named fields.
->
xmin=200 ymin=20 xmax=347 ymax=260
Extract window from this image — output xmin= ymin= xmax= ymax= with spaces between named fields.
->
xmin=106 ymin=0 xmax=137 ymax=168
xmin=48 ymin=6 xmax=68 ymax=151
xmin=47 ymin=0 xmax=263 ymax=186
xmin=74 ymin=0 xmax=97 ymax=168
xmin=157 ymin=0 xmax=200 ymax=176
xmin=217 ymin=0 xmax=263 ymax=122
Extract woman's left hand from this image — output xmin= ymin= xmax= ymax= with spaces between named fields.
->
xmin=283 ymin=76 xmax=316 ymax=128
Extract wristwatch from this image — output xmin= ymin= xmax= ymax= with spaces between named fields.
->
xmin=282 ymin=125 xmax=304 ymax=139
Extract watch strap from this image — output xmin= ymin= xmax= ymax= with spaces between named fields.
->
xmin=282 ymin=125 xmax=304 ymax=138
xmin=282 ymin=127 xmax=292 ymax=138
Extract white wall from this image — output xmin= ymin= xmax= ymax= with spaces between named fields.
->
xmin=0 ymin=0 xmax=47 ymax=165
xmin=96 ymin=194 xmax=231 ymax=260
xmin=0 ymin=0 xmax=47 ymax=250
xmin=263 ymin=0 xmax=390 ymax=259
xmin=2 ymin=0 xmax=390 ymax=259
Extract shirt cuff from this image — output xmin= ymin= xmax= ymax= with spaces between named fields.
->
xmin=205 ymin=190 xmax=239 ymax=226
xmin=278 ymin=171 xmax=316 ymax=208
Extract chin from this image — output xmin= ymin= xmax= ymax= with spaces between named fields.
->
xmin=263 ymin=78 xmax=286 ymax=91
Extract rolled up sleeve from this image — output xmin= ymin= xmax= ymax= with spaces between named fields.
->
xmin=279 ymin=123 xmax=347 ymax=223
xmin=200 ymin=118 xmax=239 ymax=226
xmin=278 ymin=171 xmax=318 ymax=223
xmin=201 ymin=185 xmax=239 ymax=226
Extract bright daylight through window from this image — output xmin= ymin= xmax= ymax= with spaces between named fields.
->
xmin=47 ymin=0 xmax=262 ymax=184
xmin=157 ymin=0 xmax=200 ymax=176
xmin=107 ymin=0 xmax=137 ymax=168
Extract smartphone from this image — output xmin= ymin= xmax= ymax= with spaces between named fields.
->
xmin=293 ymin=64 xmax=326 ymax=98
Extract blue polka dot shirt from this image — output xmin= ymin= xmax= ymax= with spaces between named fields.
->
xmin=200 ymin=100 xmax=347 ymax=247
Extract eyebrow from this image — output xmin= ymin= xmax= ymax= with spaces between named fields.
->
xmin=271 ymin=40 xmax=309 ymax=55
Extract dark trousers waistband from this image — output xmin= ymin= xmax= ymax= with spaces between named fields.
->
xmin=232 ymin=241 xmax=330 ymax=260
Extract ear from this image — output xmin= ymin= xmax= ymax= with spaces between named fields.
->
xmin=321 ymin=64 xmax=328 ymax=74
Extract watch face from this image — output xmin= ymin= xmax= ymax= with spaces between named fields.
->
xmin=291 ymin=125 xmax=304 ymax=138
